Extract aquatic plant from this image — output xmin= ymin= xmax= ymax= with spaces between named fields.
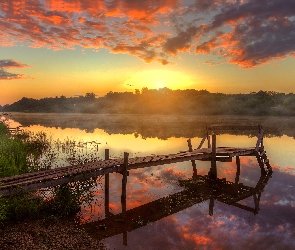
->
xmin=44 ymin=178 xmax=97 ymax=218
xmin=0 ymin=121 xmax=52 ymax=177
xmin=0 ymin=121 xmax=102 ymax=222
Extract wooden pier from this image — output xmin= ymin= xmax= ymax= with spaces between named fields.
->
xmin=0 ymin=125 xmax=272 ymax=197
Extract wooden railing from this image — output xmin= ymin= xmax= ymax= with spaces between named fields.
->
xmin=196 ymin=125 xmax=263 ymax=150
xmin=193 ymin=125 xmax=271 ymax=175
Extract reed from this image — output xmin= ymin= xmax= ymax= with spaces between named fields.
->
xmin=0 ymin=121 xmax=100 ymax=222
xmin=0 ymin=121 xmax=51 ymax=178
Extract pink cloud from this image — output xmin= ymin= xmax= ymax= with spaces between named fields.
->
xmin=0 ymin=59 xmax=30 ymax=68
xmin=1 ymin=0 xmax=295 ymax=67
xmin=0 ymin=59 xmax=32 ymax=80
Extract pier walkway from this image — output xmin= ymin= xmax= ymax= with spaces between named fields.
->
xmin=0 ymin=125 xmax=272 ymax=196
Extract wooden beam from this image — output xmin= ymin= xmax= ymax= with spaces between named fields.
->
xmin=209 ymin=198 xmax=214 ymax=216
xmin=121 ymin=152 xmax=128 ymax=211
xmin=199 ymin=157 xmax=232 ymax=162
xmin=235 ymin=156 xmax=240 ymax=185
xmin=191 ymin=160 xmax=197 ymax=179
xmin=255 ymin=128 xmax=264 ymax=152
xmin=0 ymin=146 xmax=262 ymax=196
xmin=197 ymin=134 xmax=207 ymax=149
xmin=210 ymin=134 xmax=217 ymax=178
xmin=105 ymin=149 xmax=110 ymax=217
xmin=187 ymin=139 xmax=193 ymax=152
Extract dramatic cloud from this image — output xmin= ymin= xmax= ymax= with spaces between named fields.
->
xmin=0 ymin=59 xmax=30 ymax=69
xmin=203 ymin=0 xmax=295 ymax=67
xmin=0 ymin=68 xmax=25 ymax=80
xmin=1 ymin=0 xmax=295 ymax=67
xmin=163 ymin=26 xmax=202 ymax=55
xmin=0 ymin=59 xmax=31 ymax=80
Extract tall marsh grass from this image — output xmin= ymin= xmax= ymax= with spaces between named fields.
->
xmin=0 ymin=121 xmax=50 ymax=178
xmin=0 ymin=120 xmax=101 ymax=222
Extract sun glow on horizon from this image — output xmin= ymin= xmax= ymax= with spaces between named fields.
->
xmin=156 ymin=81 xmax=164 ymax=89
xmin=123 ymin=69 xmax=196 ymax=91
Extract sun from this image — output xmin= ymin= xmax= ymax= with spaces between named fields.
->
xmin=123 ymin=69 xmax=196 ymax=91
xmin=156 ymin=82 xmax=164 ymax=89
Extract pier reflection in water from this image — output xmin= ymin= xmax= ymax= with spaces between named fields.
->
xmin=83 ymin=155 xmax=272 ymax=246
xmin=3 ymin=113 xmax=295 ymax=249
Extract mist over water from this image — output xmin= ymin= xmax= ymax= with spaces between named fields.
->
xmin=2 ymin=113 xmax=295 ymax=249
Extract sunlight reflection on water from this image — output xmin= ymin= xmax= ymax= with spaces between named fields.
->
xmin=2 ymin=113 xmax=295 ymax=249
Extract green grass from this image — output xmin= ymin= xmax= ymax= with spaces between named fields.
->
xmin=0 ymin=121 xmax=51 ymax=178
xmin=0 ymin=120 xmax=99 ymax=222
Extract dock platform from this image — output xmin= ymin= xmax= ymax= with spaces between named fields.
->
xmin=0 ymin=125 xmax=272 ymax=196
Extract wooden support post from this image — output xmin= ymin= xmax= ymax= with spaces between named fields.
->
xmin=207 ymin=132 xmax=211 ymax=148
xmin=210 ymin=134 xmax=217 ymax=179
xmin=256 ymin=154 xmax=266 ymax=175
xmin=259 ymin=125 xmax=264 ymax=148
xmin=253 ymin=193 xmax=260 ymax=215
xmin=123 ymin=230 xmax=128 ymax=246
xmin=187 ymin=139 xmax=193 ymax=152
xmin=191 ymin=160 xmax=197 ymax=179
xmin=121 ymin=152 xmax=129 ymax=204
xmin=121 ymin=152 xmax=128 ymax=221
xmin=197 ymin=134 xmax=207 ymax=149
xmin=209 ymin=198 xmax=214 ymax=216
xmin=121 ymin=152 xmax=128 ymax=246
xmin=104 ymin=149 xmax=110 ymax=217
xmin=187 ymin=139 xmax=198 ymax=178
xmin=235 ymin=156 xmax=240 ymax=185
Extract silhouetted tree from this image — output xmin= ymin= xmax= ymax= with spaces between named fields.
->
xmin=85 ymin=92 xmax=96 ymax=99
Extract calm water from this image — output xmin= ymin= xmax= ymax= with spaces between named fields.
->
xmin=3 ymin=113 xmax=295 ymax=249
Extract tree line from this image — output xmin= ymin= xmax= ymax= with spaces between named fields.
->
xmin=1 ymin=88 xmax=295 ymax=115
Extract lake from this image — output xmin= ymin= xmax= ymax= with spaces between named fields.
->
xmin=2 ymin=113 xmax=295 ymax=249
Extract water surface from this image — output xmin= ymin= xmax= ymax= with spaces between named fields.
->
xmin=3 ymin=113 xmax=295 ymax=249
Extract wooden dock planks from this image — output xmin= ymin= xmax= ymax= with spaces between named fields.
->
xmin=0 ymin=147 xmax=258 ymax=196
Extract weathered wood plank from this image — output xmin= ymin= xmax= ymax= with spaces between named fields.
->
xmin=0 ymin=144 xmax=260 ymax=196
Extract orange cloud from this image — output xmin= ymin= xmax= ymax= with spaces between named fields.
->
xmin=0 ymin=59 xmax=32 ymax=80
xmin=1 ymin=0 xmax=295 ymax=67
xmin=180 ymin=225 xmax=212 ymax=245
xmin=184 ymin=233 xmax=212 ymax=245
xmin=195 ymin=37 xmax=218 ymax=54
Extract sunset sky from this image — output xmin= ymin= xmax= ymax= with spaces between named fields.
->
xmin=1 ymin=0 xmax=295 ymax=105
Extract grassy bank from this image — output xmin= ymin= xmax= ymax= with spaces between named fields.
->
xmin=0 ymin=120 xmax=98 ymax=223
xmin=0 ymin=121 xmax=50 ymax=178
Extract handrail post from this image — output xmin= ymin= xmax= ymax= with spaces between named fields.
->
xmin=207 ymin=132 xmax=211 ymax=148
xmin=187 ymin=139 xmax=193 ymax=152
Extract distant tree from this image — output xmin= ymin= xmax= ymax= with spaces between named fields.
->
xmin=135 ymin=89 xmax=140 ymax=95
xmin=141 ymin=87 xmax=149 ymax=95
xmin=85 ymin=92 xmax=96 ymax=99
xmin=2 ymin=89 xmax=293 ymax=115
